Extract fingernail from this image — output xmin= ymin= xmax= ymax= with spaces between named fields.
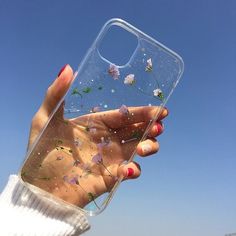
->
xmin=141 ymin=144 xmax=152 ymax=155
xmin=57 ymin=64 xmax=67 ymax=77
xmin=127 ymin=168 xmax=134 ymax=177
xmin=163 ymin=107 xmax=169 ymax=116
xmin=156 ymin=122 xmax=164 ymax=135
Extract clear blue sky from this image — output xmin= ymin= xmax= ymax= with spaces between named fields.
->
xmin=0 ymin=1 xmax=235 ymax=236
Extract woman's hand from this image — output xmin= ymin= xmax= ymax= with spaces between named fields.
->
xmin=22 ymin=65 xmax=168 ymax=208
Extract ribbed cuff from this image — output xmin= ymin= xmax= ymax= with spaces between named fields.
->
xmin=0 ymin=175 xmax=90 ymax=236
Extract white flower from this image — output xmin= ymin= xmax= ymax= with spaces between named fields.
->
xmin=124 ymin=74 xmax=135 ymax=85
xmin=145 ymin=58 xmax=153 ymax=72
xmin=153 ymin=88 xmax=162 ymax=97
xmin=119 ymin=105 xmax=129 ymax=116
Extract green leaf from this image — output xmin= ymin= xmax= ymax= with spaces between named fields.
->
xmin=131 ymin=130 xmax=142 ymax=139
xmin=71 ymin=88 xmax=82 ymax=97
xmin=82 ymin=87 xmax=92 ymax=93
xmin=158 ymin=92 xmax=164 ymax=101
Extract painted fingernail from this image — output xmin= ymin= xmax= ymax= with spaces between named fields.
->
xmin=156 ymin=123 xmax=164 ymax=135
xmin=57 ymin=64 xmax=67 ymax=77
xmin=127 ymin=168 xmax=134 ymax=177
xmin=141 ymin=144 xmax=152 ymax=155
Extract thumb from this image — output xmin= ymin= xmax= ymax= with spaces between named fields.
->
xmin=40 ymin=64 xmax=74 ymax=117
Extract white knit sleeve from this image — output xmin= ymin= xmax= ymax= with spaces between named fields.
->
xmin=0 ymin=175 xmax=90 ymax=236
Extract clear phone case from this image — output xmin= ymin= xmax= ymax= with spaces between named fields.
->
xmin=20 ymin=18 xmax=184 ymax=216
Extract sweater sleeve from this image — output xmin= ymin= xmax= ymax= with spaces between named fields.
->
xmin=0 ymin=175 xmax=90 ymax=236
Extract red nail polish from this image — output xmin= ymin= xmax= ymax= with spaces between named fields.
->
xmin=156 ymin=122 xmax=164 ymax=135
xmin=57 ymin=64 xmax=67 ymax=77
xmin=127 ymin=168 xmax=134 ymax=177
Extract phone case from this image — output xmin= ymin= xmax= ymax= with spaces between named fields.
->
xmin=19 ymin=18 xmax=184 ymax=216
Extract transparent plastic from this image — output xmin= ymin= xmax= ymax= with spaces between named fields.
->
xmin=19 ymin=18 xmax=184 ymax=216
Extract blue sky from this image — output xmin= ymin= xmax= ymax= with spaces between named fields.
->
xmin=0 ymin=1 xmax=236 ymax=235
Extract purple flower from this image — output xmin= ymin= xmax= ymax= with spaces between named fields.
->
xmin=91 ymin=106 xmax=100 ymax=113
xmin=63 ymin=175 xmax=79 ymax=185
xmin=92 ymin=153 xmax=103 ymax=164
xmin=97 ymin=137 xmax=111 ymax=150
xmin=63 ymin=175 xmax=69 ymax=182
xmin=124 ymin=74 xmax=135 ymax=85
xmin=108 ymin=64 xmax=120 ymax=80
xmin=69 ymin=176 xmax=79 ymax=185
xmin=119 ymin=105 xmax=129 ymax=116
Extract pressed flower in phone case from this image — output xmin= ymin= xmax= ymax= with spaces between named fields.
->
xmin=108 ymin=64 xmax=120 ymax=80
xmin=124 ymin=74 xmax=135 ymax=85
xmin=92 ymin=153 xmax=103 ymax=164
xmin=91 ymin=106 xmax=100 ymax=113
xmin=145 ymin=58 xmax=153 ymax=72
xmin=153 ymin=88 xmax=164 ymax=101
xmin=119 ymin=105 xmax=129 ymax=116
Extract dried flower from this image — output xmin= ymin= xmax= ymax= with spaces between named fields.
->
xmin=108 ymin=64 xmax=120 ymax=80
xmin=97 ymin=137 xmax=111 ymax=150
xmin=91 ymin=106 xmax=100 ymax=113
xmin=119 ymin=105 xmax=129 ymax=116
xmin=92 ymin=153 xmax=103 ymax=164
xmin=63 ymin=175 xmax=80 ymax=185
xmin=153 ymin=88 xmax=164 ymax=100
xmin=124 ymin=74 xmax=135 ymax=85
xmin=145 ymin=58 xmax=153 ymax=72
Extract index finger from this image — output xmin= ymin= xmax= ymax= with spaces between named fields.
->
xmin=100 ymin=106 xmax=168 ymax=129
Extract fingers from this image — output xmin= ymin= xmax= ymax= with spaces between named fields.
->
xmin=118 ymin=161 xmax=141 ymax=181
xmin=100 ymin=106 xmax=168 ymax=129
xmin=29 ymin=65 xmax=73 ymax=149
xmin=116 ymin=120 xmax=164 ymax=142
xmin=136 ymin=138 xmax=159 ymax=157
xmin=148 ymin=121 xmax=164 ymax=137
xmin=39 ymin=64 xmax=74 ymax=117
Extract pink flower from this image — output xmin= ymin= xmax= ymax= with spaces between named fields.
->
xmin=145 ymin=58 xmax=153 ymax=72
xmin=108 ymin=64 xmax=120 ymax=80
xmin=91 ymin=106 xmax=100 ymax=113
xmin=97 ymin=137 xmax=111 ymax=149
xmin=92 ymin=153 xmax=103 ymax=164
xmin=119 ymin=105 xmax=129 ymax=116
xmin=124 ymin=74 xmax=135 ymax=85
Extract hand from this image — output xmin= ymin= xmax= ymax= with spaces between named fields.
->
xmin=22 ymin=65 xmax=168 ymax=209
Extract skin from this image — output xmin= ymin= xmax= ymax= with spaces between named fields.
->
xmin=22 ymin=65 xmax=168 ymax=208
